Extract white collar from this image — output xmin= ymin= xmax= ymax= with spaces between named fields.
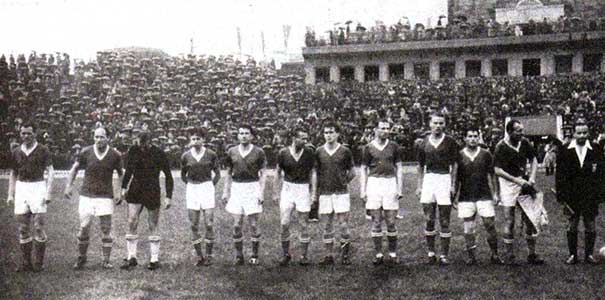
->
xmin=504 ymin=138 xmax=521 ymax=152
xmin=238 ymin=144 xmax=253 ymax=158
xmin=94 ymin=145 xmax=110 ymax=161
xmin=428 ymin=134 xmax=444 ymax=148
xmin=21 ymin=141 xmax=38 ymax=157
xmin=567 ymin=140 xmax=592 ymax=150
xmin=191 ymin=147 xmax=206 ymax=162
xmin=463 ymin=147 xmax=481 ymax=162
xmin=371 ymin=139 xmax=389 ymax=151
xmin=289 ymin=146 xmax=304 ymax=162
xmin=324 ymin=143 xmax=341 ymax=157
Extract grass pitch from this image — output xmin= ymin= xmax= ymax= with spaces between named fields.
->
xmin=1 ymin=171 xmax=604 ymax=300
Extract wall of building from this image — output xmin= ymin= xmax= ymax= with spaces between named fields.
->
xmin=448 ymin=0 xmax=605 ymax=22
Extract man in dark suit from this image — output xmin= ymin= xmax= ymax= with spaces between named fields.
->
xmin=556 ymin=121 xmax=603 ymax=264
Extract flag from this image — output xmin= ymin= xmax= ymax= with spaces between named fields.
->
xmin=236 ymin=27 xmax=242 ymax=55
xmin=282 ymin=25 xmax=291 ymax=51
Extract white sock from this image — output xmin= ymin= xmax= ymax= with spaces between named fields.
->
xmin=126 ymin=234 xmax=138 ymax=259
xmin=149 ymin=236 xmax=161 ymax=262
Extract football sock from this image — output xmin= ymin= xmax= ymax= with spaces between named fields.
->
xmin=281 ymin=240 xmax=290 ymax=256
xmin=251 ymin=234 xmax=261 ymax=258
xmin=149 ymin=236 xmax=161 ymax=263
xmin=20 ymin=237 xmax=33 ymax=266
xmin=371 ymin=231 xmax=383 ymax=255
xmin=101 ymin=236 xmax=113 ymax=263
xmin=386 ymin=230 xmax=397 ymax=254
xmin=585 ymin=231 xmax=596 ymax=259
xmin=566 ymin=231 xmax=578 ymax=256
xmin=126 ymin=234 xmax=138 ymax=259
xmin=440 ymin=231 xmax=452 ymax=256
xmin=192 ymin=238 xmax=204 ymax=257
xmin=77 ymin=236 xmax=89 ymax=258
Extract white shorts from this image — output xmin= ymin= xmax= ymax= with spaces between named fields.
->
xmin=186 ymin=182 xmax=215 ymax=211
xmin=420 ymin=173 xmax=452 ymax=205
xmin=14 ymin=181 xmax=47 ymax=215
xmin=79 ymin=196 xmax=114 ymax=217
xmin=319 ymin=193 xmax=350 ymax=214
xmin=226 ymin=182 xmax=262 ymax=216
xmin=280 ymin=181 xmax=311 ymax=213
xmin=366 ymin=177 xmax=399 ymax=210
xmin=498 ymin=178 xmax=521 ymax=207
xmin=458 ymin=200 xmax=496 ymax=219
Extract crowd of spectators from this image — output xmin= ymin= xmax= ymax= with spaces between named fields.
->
xmin=305 ymin=15 xmax=605 ymax=47
xmin=1 ymin=50 xmax=604 ymax=169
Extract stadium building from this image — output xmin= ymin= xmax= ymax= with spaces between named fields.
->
xmin=302 ymin=0 xmax=605 ymax=85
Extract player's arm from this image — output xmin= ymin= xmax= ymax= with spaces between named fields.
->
xmin=415 ymin=144 xmax=425 ymax=198
xmin=528 ymin=156 xmax=538 ymax=185
xmin=274 ymin=164 xmax=283 ymax=202
xmin=44 ymin=163 xmax=55 ymax=203
xmin=487 ymin=172 xmax=499 ymax=204
xmin=494 ymin=167 xmax=530 ymax=187
xmin=114 ymin=154 xmax=124 ymax=204
xmin=449 ymin=161 xmax=458 ymax=197
xmin=258 ymin=157 xmax=268 ymax=204
xmin=180 ymin=153 xmax=189 ymax=184
xmin=121 ymin=150 xmax=134 ymax=198
xmin=222 ymin=166 xmax=232 ymax=203
xmin=211 ymin=155 xmax=221 ymax=186
xmin=310 ymin=168 xmax=318 ymax=203
xmin=396 ymin=161 xmax=404 ymax=197
xmin=6 ymin=170 xmax=16 ymax=205
xmin=359 ymin=164 xmax=368 ymax=201
xmin=64 ymin=161 xmax=80 ymax=200
xmin=161 ymin=151 xmax=174 ymax=209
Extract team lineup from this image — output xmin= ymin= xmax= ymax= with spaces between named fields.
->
xmin=6 ymin=114 xmax=603 ymax=272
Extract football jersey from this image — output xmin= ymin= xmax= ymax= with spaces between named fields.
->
xmin=277 ymin=146 xmax=315 ymax=184
xmin=417 ymin=135 xmax=458 ymax=174
xmin=315 ymin=144 xmax=354 ymax=195
xmin=181 ymin=147 xmax=219 ymax=183
xmin=78 ymin=145 xmax=123 ymax=198
xmin=493 ymin=138 xmax=535 ymax=178
xmin=225 ymin=145 xmax=266 ymax=182
xmin=361 ymin=140 xmax=401 ymax=177
xmin=11 ymin=143 xmax=52 ymax=181
xmin=457 ymin=148 xmax=494 ymax=202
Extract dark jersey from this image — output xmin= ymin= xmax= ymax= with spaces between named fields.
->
xmin=277 ymin=146 xmax=315 ymax=184
xmin=181 ymin=148 xmax=219 ymax=183
xmin=11 ymin=143 xmax=52 ymax=181
xmin=417 ymin=135 xmax=458 ymax=174
xmin=225 ymin=145 xmax=266 ymax=182
xmin=315 ymin=144 xmax=354 ymax=195
xmin=122 ymin=145 xmax=174 ymax=203
xmin=78 ymin=145 xmax=123 ymax=198
xmin=493 ymin=138 xmax=535 ymax=178
xmin=457 ymin=148 xmax=494 ymax=202
xmin=361 ymin=140 xmax=401 ymax=177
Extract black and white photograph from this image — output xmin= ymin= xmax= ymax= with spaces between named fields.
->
xmin=1 ymin=0 xmax=605 ymax=299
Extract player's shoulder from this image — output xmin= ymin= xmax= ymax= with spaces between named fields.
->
xmin=81 ymin=145 xmax=94 ymax=154
xmin=206 ymin=148 xmax=218 ymax=157
xmin=226 ymin=145 xmax=238 ymax=153
xmin=109 ymin=147 xmax=122 ymax=157
xmin=38 ymin=143 xmax=51 ymax=153
xmin=181 ymin=148 xmax=192 ymax=159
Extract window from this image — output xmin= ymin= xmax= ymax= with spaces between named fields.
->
xmin=555 ymin=55 xmax=572 ymax=74
xmin=522 ymin=58 xmax=541 ymax=76
xmin=583 ymin=53 xmax=603 ymax=73
xmin=364 ymin=65 xmax=379 ymax=82
xmin=492 ymin=59 xmax=508 ymax=76
xmin=413 ymin=62 xmax=430 ymax=80
xmin=340 ymin=66 xmax=355 ymax=81
xmin=439 ymin=62 xmax=455 ymax=79
xmin=465 ymin=60 xmax=482 ymax=77
xmin=389 ymin=63 xmax=405 ymax=80
xmin=316 ymin=67 xmax=329 ymax=83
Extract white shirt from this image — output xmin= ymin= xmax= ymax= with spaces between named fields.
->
xmin=568 ymin=139 xmax=592 ymax=168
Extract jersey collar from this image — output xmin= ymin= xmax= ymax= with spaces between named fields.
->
xmin=191 ymin=147 xmax=206 ymax=162
xmin=289 ymin=146 xmax=304 ymax=162
xmin=238 ymin=144 xmax=253 ymax=158
xmin=324 ymin=143 xmax=341 ymax=157
xmin=428 ymin=134 xmax=444 ymax=148
xmin=21 ymin=141 xmax=38 ymax=157
xmin=94 ymin=145 xmax=110 ymax=161
xmin=463 ymin=147 xmax=480 ymax=162
xmin=371 ymin=139 xmax=389 ymax=151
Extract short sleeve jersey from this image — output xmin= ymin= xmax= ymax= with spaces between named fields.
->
xmin=11 ymin=143 xmax=52 ymax=181
xmin=361 ymin=140 xmax=401 ymax=177
xmin=78 ymin=145 xmax=123 ymax=198
xmin=315 ymin=144 xmax=354 ymax=195
xmin=493 ymin=138 xmax=535 ymax=178
xmin=417 ymin=135 xmax=458 ymax=174
xmin=181 ymin=148 xmax=219 ymax=183
xmin=225 ymin=145 xmax=266 ymax=182
xmin=457 ymin=148 xmax=494 ymax=202
xmin=277 ymin=146 xmax=315 ymax=184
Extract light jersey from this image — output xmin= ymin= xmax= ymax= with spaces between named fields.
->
xmin=78 ymin=145 xmax=123 ymax=198
xmin=457 ymin=147 xmax=494 ymax=202
xmin=225 ymin=145 xmax=266 ymax=182
xmin=315 ymin=144 xmax=354 ymax=195
xmin=277 ymin=146 xmax=315 ymax=184
xmin=11 ymin=143 xmax=53 ymax=181
xmin=493 ymin=138 xmax=536 ymax=178
xmin=361 ymin=140 xmax=401 ymax=178
xmin=181 ymin=147 xmax=219 ymax=183
xmin=417 ymin=134 xmax=459 ymax=174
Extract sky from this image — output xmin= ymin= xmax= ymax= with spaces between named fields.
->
xmin=0 ymin=0 xmax=447 ymax=61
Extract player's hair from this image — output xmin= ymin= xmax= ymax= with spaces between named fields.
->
xmin=464 ymin=126 xmax=481 ymax=136
xmin=20 ymin=122 xmax=36 ymax=132
xmin=505 ymin=119 xmax=521 ymax=134
xmin=323 ymin=120 xmax=340 ymax=133
xmin=429 ymin=112 xmax=445 ymax=122
xmin=374 ymin=118 xmax=391 ymax=128
xmin=573 ymin=119 xmax=588 ymax=131
xmin=94 ymin=126 xmax=109 ymax=136
xmin=288 ymin=126 xmax=308 ymax=139
xmin=190 ymin=127 xmax=207 ymax=138
xmin=138 ymin=129 xmax=152 ymax=144
xmin=238 ymin=123 xmax=255 ymax=136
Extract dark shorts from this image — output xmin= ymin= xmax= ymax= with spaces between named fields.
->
xmin=564 ymin=202 xmax=600 ymax=219
xmin=126 ymin=188 xmax=161 ymax=210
